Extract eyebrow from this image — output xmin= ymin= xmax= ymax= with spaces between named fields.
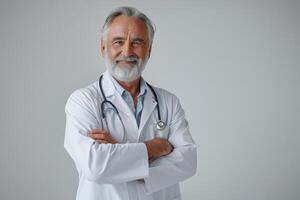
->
xmin=112 ymin=37 xmax=125 ymax=41
xmin=111 ymin=37 xmax=146 ymax=43
xmin=132 ymin=38 xmax=145 ymax=43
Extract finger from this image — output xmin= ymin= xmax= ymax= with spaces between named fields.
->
xmin=96 ymin=139 xmax=108 ymax=144
xmin=90 ymin=129 xmax=107 ymax=134
xmin=89 ymin=133 xmax=105 ymax=140
xmin=88 ymin=134 xmax=98 ymax=140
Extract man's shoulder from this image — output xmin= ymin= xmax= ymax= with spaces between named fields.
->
xmin=150 ymin=85 xmax=180 ymax=104
xmin=66 ymin=81 xmax=99 ymax=106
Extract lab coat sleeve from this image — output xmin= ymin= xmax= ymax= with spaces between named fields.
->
xmin=143 ymin=94 xmax=197 ymax=194
xmin=64 ymin=89 xmax=149 ymax=184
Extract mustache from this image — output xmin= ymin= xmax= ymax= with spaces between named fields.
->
xmin=114 ymin=56 xmax=139 ymax=64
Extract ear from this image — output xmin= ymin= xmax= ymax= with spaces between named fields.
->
xmin=148 ymin=45 xmax=152 ymax=59
xmin=100 ymin=39 xmax=106 ymax=57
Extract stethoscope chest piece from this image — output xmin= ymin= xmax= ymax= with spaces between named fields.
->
xmin=156 ymin=120 xmax=166 ymax=131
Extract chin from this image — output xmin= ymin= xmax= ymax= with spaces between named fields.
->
xmin=117 ymin=64 xmax=135 ymax=70
xmin=116 ymin=75 xmax=140 ymax=83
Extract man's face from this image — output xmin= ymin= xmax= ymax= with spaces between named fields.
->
xmin=101 ymin=15 xmax=152 ymax=82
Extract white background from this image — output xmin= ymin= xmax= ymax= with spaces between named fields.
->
xmin=0 ymin=1 xmax=299 ymax=200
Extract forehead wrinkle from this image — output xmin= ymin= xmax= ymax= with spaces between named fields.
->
xmin=106 ymin=16 xmax=149 ymax=43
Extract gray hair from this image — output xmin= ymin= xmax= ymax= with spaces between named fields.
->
xmin=101 ymin=7 xmax=155 ymax=44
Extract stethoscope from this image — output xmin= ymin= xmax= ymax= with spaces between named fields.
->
xmin=99 ymin=74 xmax=166 ymax=141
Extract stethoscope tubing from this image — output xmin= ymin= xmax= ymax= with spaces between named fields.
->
xmin=99 ymin=74 xmax=161 ymax=120
xmin=98 ymin=74 xmax=166 ymax=132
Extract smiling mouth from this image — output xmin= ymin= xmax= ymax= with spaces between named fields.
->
xmin=117 ymin=60 xmax=137 ymax=64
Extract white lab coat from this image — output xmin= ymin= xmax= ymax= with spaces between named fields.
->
xmin=64 ymin=71 xmax=197 ymax=200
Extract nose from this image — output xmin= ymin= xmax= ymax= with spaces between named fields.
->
xmin=121 ymin=41 xmax=134 ymax=57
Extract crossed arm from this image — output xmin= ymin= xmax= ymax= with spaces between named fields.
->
xmin=64 ymin=90 xmax=197 ymax=193
xmin=88 ymin=129 xmax=174 ymax=162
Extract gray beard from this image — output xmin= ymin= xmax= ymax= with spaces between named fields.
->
xmin=105 ymin=56 xmax=147 ymax=82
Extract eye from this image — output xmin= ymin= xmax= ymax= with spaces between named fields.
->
xmin=113 ymin=40 xmax=124 ymax=46
xmin=132 ymin=41 xmax=143 ymax=47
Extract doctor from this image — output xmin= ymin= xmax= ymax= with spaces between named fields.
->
xmin=64 ymin=6 xmax=197 ymax=200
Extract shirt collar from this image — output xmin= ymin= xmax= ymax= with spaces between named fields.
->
xmin=109 ymin=74 xmax=147 ymax=97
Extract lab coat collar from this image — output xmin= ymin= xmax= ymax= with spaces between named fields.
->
xmin=101 ymin=71 xmax=158 ymax=133
xmin=138 ymin=83 xmax=157 ymax=133
xmin=101 ymin=71 xmax=136 ymax=123
xmin=101 ymin=71 xmax=117 ymax=98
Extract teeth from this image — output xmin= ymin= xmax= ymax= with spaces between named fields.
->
xmin=120 ymin=60 xmax=136 ymax=62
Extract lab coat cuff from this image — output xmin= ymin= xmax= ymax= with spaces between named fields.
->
xmin=142 ymin=163 xmax=172 ymax=194
xmin=137 ymin=143 xmax=150 ymax=179
xmin=142 ymin=168 xmax=157 ymax=194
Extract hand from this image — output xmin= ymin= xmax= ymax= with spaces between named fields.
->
xmin=144 ymin=138 xmax=173 ymax=162
xmin=88 ymin=129 xmax=118 ymax=144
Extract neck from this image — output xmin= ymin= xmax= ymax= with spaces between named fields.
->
xmin=114 ymin=76 xmax=141 ymax=97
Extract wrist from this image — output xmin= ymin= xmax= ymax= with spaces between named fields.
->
xmin=144 ymin=141 xmax=154 ymax=161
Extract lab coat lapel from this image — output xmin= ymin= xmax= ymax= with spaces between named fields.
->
xmin=139 ymin=86 xmax=157 ymax=132
xmin=101 ymin=72 xmax=133 ymax=117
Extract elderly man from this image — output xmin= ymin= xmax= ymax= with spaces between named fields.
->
xmin=64 ymin=6 xmax=197 ymax=200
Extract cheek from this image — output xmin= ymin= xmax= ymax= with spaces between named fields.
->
xmin=135 ymin=48 xmax=149 ymax=59
xmin=105 ymin=48 xmax=119 ymax=60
